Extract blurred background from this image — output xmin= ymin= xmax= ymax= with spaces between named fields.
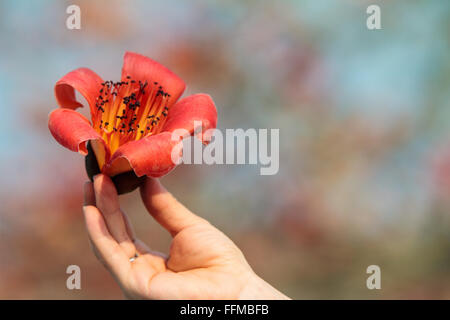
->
xmin=0 ymin=0 xmax=449 ymax=299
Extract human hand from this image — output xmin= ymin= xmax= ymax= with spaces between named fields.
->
xmin=83 ymin=174 xmax=290 ymax=299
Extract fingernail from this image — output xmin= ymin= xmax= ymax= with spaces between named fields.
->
xmin=93 ymin=174 xmax=102 ymax=182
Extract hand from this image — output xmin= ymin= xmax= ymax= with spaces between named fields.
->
xmin=83 ymin=174 xmax=290 ymax=299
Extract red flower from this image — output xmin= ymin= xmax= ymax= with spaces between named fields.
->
xmin=48 ymin=52 xmax=217 ymax=192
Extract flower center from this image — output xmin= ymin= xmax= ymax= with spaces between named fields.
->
xmin=93 ymin=76 xmax=171 ymax=153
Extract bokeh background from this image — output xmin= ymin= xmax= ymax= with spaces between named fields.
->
xmin=0 ymin=0 xmax=449 ymax=299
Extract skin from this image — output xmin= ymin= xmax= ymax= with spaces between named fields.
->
xmin=83 ymin=174 xmax=290 ymax=300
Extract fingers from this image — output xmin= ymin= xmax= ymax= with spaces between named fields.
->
xmin=86 ymin=177 xmax=137 ymax=242
xmin=133 ymin=238 xmax=168 ymax=260
xmin=83 ymin=181 xmax=96 ymax=206
xmin=92 ymin=175 xmax=136 ymax=258
xmin=140 ymin=177 xmax=209 ymax=236
xmin=122 ymin=208 xmax=137 ymax=241
xmin=82 ymin=198 xmax=131 ymax=284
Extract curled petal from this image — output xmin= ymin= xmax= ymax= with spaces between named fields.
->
xmin=48 ymin=108 xmax=107 ymax=156
xmin=162 ymin=94 xmax=217 ymax=143
xmin=105 ymin=132 xmax=181 ymax=178
xmin=54 ymin=68 xmax=104 ymax=117
xmin=121 ymin=52 xmax=186 ymax=106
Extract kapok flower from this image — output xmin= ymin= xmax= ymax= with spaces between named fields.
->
xmin=49 ymin=52 xmax=217 ymax=192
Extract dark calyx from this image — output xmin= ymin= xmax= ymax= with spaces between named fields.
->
xmin=85 ymin=142 xmax=146 ymax=195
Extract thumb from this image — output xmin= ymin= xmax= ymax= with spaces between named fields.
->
xmin=139 ymin=178 xmax=208 ymax=236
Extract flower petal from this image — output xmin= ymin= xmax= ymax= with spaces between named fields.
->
xmin=54 ymin=68 xmax=104 ymax=117
xmin=121 ymin=52 xmax=186 ymax=106
xmin=48 ymin=108 xmax=107 ymax=156
xmin=162 ymin=94 xmax=218 ymax=143
xmin=105 ymin=132 xmax=181 ymax=178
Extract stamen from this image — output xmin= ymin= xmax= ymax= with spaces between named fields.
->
xmin=93 ymin=77 xmax=171 ymax=153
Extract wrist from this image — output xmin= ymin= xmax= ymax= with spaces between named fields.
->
xmin=239 ymin=272 xmax=290 ymax=300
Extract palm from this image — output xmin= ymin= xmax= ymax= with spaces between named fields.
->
xmin=127 ymin=223 xmax=252 ymax=299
